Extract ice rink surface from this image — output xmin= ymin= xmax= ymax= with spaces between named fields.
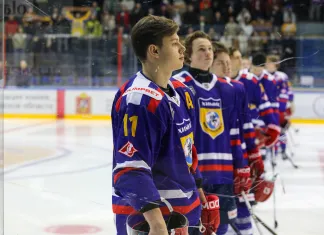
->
xmin=3 ymin=119 xmax=324 ymax=235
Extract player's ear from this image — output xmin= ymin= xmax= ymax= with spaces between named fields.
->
xmin=148 ymin=44 xmax=159 ymax=59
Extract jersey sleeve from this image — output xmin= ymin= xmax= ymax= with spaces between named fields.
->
xmin=230 ymin=88 xmax=247 ymax=169
xmin=252 ymin=81 xmax=278 ymax=126
xmin=277 ymin=79 xmax=289 ymax=113
xmin=261 ymin=78 xmax=279 ymax=124
xmin=112 ymin=103 xmax=167 ymax=211
xmin=240 ymin=86 xmax=257 ymax=153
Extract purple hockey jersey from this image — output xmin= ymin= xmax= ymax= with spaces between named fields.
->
xmin=112 ymin=72 xmax=201 ymax=228
xmin=174 ymin=71 xmax=246 ymax=185
xmin=235 ymin=70 xmax=278 ymax=128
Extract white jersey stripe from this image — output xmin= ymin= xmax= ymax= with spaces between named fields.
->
xmin=198 ymin=153 xmax=233 ymax=161
xmin=113 ymin=160 xmax=151 ymax=172
xmin=158 ymin=189 xmax=193 ymax=199
xmin=230 ymin=128 xmax=240 ymax=135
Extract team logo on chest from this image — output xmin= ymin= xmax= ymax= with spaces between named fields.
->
xmin=198 ymin=97 xmax=224 ymax=139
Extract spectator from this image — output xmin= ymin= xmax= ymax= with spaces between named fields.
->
xmin=281 ymin=17 xmax=296 ymax=37
xmin=224 ymin=16 xmax=240 ymax=37
xmin=91 ymin=1 xmax=101 ymax=19
xmin=283 ymin=5 xmax=296 ymax=23
xmin=102 ymin=11 xmax=116 ymax=39
xmin=86 ymin=14 xmax=102 ymax=37
xmin=182 ymin=4 xmax=199 ymax=25
xmin=238 ymin=29 xmax=249 ymax=55
xmin=199 ymin=15 xmax=207 ymax=32
xmin=208 ymin=27 xmax=220 ymax=41
xmin=200 ymin=2 xmax=214 ymax=24
xmin=116 ymin=4 xmax=130 ymax=30
xmin=224 ymin=5 xmax=236 ymax=23
xmin=15 ymin=60 xmax=31 ymax=87
xmin=172 ymin=8 xmax=182 ymax=26
xmin=199 ymin=0 xmax=212 ymax=10
xmin=309 ymin=0 xmax=321 ymax=21
xmin=129 ymin=3 xmax=145 ymax=27
xmin=64 ymin=7 xmax=92 ymax=37
xmin=12 ymin=26 xmax=27 ymax=66
xmin=23 ymin=7 xmax=38 ymax=35
xmin=248 ymin=31 xmax=263 ymax=54
xmin=5 ymin=15 xmax=19 ymax=37
xmin=51 ymin=7 xmax=61 ymax=33
xmin=270 ymin=4 xmax=283 ymax=32
xmin=213 ymin=11 xmax=225 ymax=25
xmin=156 ymin=4 xmax=171 ymax=19
xmin=240 ymin=18 xmax=254 ymax=37
xmin=250 ymin=0 xmax=266 ymax=20
xmin=236 ymin=7 xmax=251 ymax=24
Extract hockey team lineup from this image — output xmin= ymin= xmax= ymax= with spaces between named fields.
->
xmin=3 ymin=2 xmax=324 ymax=235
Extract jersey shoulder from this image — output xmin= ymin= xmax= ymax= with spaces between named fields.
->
xmin=114 ymin=72 xmax=166 ymax=114
xmin=173 ymin=70 xmax=193 ymax=84
xmin=262 ymin=70 xmax=275 ymax=81
xmin=240 ymin=71 xmax=259 ymax=85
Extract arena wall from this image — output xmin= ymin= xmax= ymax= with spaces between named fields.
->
xmin=2 ymin=88 xmax=324 ymax=124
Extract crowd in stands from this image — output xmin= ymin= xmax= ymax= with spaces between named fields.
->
xmin=1 ymin=0 xmax=324 ymax=86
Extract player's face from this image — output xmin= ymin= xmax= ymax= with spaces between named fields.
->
xmin=210 ymin=52 xmax=231 ymax=77
xmin=159 ymin=33 xmax=185 ymax=72
xmin=189 ymin=38 xmax=213 ymax=71
xmin=242 ymin=58 xmax=251 ymax=69
xmin=230 ymin=50 xmax=242 ymax=74
xmin=265 ymin=60 xmax=277 ymax=73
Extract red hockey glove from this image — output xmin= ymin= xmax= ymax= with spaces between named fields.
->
xmin=248 ymin=149 xmax=264 ymax=178
xmin=234 ymin=166 xmax=252 ymax=195
xmin=201 ymin=194 xmax=220 ymax=235
xmin=255 ymin=127 xmax=268 ymax=148
xmin=279 ymin=112 xmax=286 ymax=126
xmin=264 ymin=124 xmax=281 ymax=147
xmin=190 ymin=145 xmax=198 ymax=174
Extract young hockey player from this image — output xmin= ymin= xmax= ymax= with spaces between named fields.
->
xmin=265 ymin=55 xmax=294 ymax=158
xmin=174 ymin=31 xmax=251 ymax=235
xmin=229 ymin=49 xmax=281 ymax=149
xmin=210 ymin=42 xmax=261 ymax=235
xmin=112 ymin=16 xmax=219 ymax=235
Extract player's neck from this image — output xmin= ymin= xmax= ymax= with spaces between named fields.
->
xmin=142 ymin=63 xmax=171 ymax=88
xmin=230 ymin=70 xmax=239 ymax=79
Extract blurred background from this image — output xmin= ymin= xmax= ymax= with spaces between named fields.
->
xmin=0 ymin=0 xmax=324 ymax=88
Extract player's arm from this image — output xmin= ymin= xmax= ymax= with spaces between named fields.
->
xmin=113 ymin=103 xmax=167 ymax=215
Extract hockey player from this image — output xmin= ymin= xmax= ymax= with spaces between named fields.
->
xmin=174 ymin=31 xmax=251 ymax=235
xmin=229 ymin=49 xmax=281 ymax=149
xmin=210 ymin=42 xmax=262 ymax=235
xmin=112 ymin=16 xmax=219 ymax=235
xmin=265 ymin=55 xmax=293 ymax=158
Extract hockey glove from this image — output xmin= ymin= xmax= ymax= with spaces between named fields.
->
xmin=248 ymin=148 xmax=264 ymax=178
xmin=234 ymin=166 xmax=252 ymax=195
xmin=264 ymin=124 xmax=281 ymax=147
xmin=255 ymin=127 xmax=268 ymax=148
xmin=201 ymin=194 xmax=220 ymax=235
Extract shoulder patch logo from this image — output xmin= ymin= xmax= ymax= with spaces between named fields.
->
xmin=118 ymin=141 xmax=138 ymax=158
xmin=123 ymin=87 xmax=163 ymax=100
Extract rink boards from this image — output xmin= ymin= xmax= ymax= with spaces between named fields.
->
xmin=2 ymin=88 xmax=324 ymax=123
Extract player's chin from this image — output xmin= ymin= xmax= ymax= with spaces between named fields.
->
xmin=173 ymin=60 xmax=184 ymax=70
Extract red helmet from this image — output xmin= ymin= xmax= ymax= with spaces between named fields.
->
xmin=254 ymin=177 xmax=275 ymax=202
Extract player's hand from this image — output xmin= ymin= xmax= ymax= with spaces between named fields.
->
xmin=201 ymin=194 xmax=220 ymax=235
xmin=248 ymin=149 xmax=264 ymax=178
xmin=264 ymin=124 xmax=281 ymax=147
xmin=234 ymin=166 xmax=252 ymax=195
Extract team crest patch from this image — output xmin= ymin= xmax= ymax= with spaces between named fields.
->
xmin=118 ymin=141 xmax=138 ymax=158
xmin=198 ymin=98 xmax=224 ymax=139
xmin=180 ymin=132 xmax=194 ymax=167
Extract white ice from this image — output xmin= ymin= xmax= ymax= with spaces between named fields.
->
xmin=3 ymin=119 xmax=324 ymax=235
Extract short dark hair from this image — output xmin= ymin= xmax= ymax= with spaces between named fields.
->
xmin=131 ymin=15 xmax=179 ymax=62
xmin=212 ymin=41 xmax=229 ymax=59
xmin=252 ymin=52 xmax=266 ymax=66
xmin=184 ymin=31 xmax=211 ymax=64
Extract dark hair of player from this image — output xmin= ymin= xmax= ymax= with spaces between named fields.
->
xmin=184 ymin=31 xmax=211 ymax=64
xmin=130 ymin=15 xmax=179 ymax=62
xmin=252 ymin=52 xmax=266 ymax=67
